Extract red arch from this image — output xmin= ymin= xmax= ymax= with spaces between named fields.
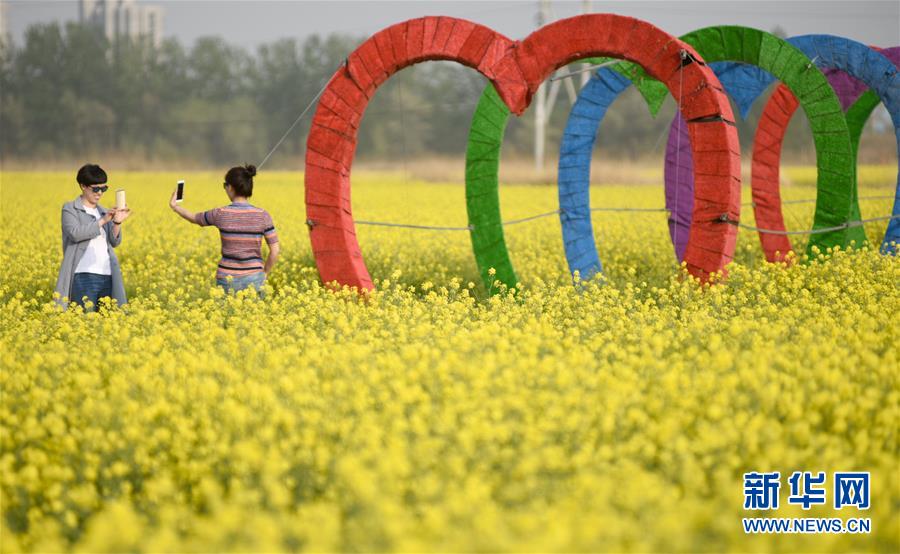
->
xmin=750 ymin=84 xmax=797 ymax=262
xmin=305 ymin=17 xmax=520 ymax=290
xmin=305 ymin=15 xmax=741 ymax=288
xmin=515 ymin=15 xmax=741 ymax=280
xmin=751 ymin=45 xmax=892 ymax=263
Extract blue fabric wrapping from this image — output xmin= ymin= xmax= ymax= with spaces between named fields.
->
xmin=557 ymin=67 xmax=632 ymax=280
xmin=709 ymin=61 xmax=776 ymax=107
xmin=563 ymin=118 xmax=603 ymax=138
xmin=557 ymin=60 xmax=775 ymax=278
xmin=559 ymin=34 xmax=900 ymax=278
xmin=691 ymin=36 xmax=900 ymax=252
xmin=716 ymin=36 xmax=899 ymax=117
xmin=709 ymin=61 xmax=775 ymax=119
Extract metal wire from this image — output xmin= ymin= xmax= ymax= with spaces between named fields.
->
xmin=591 ymin=206 xmax=669 ymax=212
xmin=355 ymin=220 xmax=473 ymax=231
xmin=258 ymin=77 xmax=331 ymax=170
xmin=741 ymin=195 xmax=896 ymax=207
xmin=549 ymin=60 xmax=621 ymax=82
xmin=352 ymin=207 xmax=900 ymax=236
xmin=723 ymin=214 xmax=900 ymax=236
xmin=288 ymin=63 xmax=897 ymax=239
xmin=354 ymin=206 xmax=673 ymax=231
xmin=502 ymin=209 xmax=562 ymax=226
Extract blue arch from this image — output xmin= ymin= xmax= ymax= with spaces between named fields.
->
xmin=558 ymin=60 xmax=776 ymax=279
xmin=559 ymin=34 xmax=900 ymax=279
xmin=713 ymin=63 xmax=773 ymax=119
xmin=558 ymin=68 xmax=632 ymax=279
xmin=709 ymin=35 xmax=900 ymax=253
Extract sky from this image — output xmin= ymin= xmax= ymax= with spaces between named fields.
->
xmin=4 ymin=0 xmax=900 ymax=51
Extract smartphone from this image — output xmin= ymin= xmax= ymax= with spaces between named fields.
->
xmin=176 ymin=180 xmax=184 ymax=203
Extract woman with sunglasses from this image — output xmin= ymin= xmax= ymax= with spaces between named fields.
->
xmin=169 ymin=164 xmax=280 ymax=294
xmin=55 ymin=164 xmax=131 ymax=310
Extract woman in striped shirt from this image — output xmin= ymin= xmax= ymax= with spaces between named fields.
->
xmin=170 ymin=164 xmax=281 ymax=293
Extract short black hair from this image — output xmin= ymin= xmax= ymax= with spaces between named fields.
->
xmin=76 ymin=164 xmax=107 ymax=186
xmin=225 ymin=164 xmax=257 ymax=197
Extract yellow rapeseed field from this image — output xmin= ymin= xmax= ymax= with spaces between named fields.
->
xmin=0 ymin=169 xmax=898 ymax=552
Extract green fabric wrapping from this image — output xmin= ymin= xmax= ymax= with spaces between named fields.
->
xmin=465 ymin=59 xmax=661 ymax=292
xmin=465 ymin=84 xmax=516 ymax=291
xmin=466 ymin=26 xmax=859 ymax=291
xmin=622 ymin=27 xmax=862 ymax=253
xmin=845 ymin=90 xmax=880 ymax=158
xmin=583 ymin=57 xmax=668 ymax=115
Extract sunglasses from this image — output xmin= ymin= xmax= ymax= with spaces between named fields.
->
xmin=86 ymin=185 xmax=108 ymax=193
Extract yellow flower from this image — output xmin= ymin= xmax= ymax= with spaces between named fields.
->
xmin=0 ymin=169 xmax=897 ymax=552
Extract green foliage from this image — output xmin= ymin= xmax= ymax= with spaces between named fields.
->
xmin=0 ymin=23 xmax=496 ymax=166
xmin=1 ymin=21 xmax=893 ymax=167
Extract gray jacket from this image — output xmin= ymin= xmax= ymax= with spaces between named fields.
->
xmin=54 ymin=198 xmax=127 ymax=308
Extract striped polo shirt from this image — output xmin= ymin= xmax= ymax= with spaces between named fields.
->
xmin=196 ymin=202 xmax=279 ymax=278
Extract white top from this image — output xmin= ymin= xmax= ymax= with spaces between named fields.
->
xmin=74 ymin=204 xmax=112 ymax=275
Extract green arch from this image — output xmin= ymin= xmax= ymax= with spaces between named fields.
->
xmin=464 ymin=59 xmax=659 ymax=292
xmin=465 ymin=26 xmax=858 ymax=290
xmin=845 ymin=90 xmax=879 ymax=158
xmin=599 ymin=27 xmax=865 ymax=254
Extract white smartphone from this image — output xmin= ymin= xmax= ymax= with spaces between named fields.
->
xmin=176 ymin=180 xmax=185 ymax=203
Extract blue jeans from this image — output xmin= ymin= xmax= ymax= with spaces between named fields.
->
xmin=216 ymin=272 xmax=266 ymax=295
xmin=71 ymin=272 xmax=112 ymax=310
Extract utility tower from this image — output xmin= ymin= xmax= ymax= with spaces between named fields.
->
xmin=533 ymin=0 xmax=593 ymax=171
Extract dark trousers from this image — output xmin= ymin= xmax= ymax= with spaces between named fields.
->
xmin=71 ymin=272 xmax=112 ymax=310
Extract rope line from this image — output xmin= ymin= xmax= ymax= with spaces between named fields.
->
xmin=258 ymin=77 xmax=331 ymax=170
xmin=741 ymin=195 xmax=895 ymax=207
xmin=723 ymin=214 xmax=900 ymax=236
xmin=502 ymin=209 xmax=561 ymax=226
xmin=293 ymin=60 xmax=898 ymax=241
xmin=549 ymin=60 xmax=621 ymax=82
xmin=591 ymin=206 xmax=669 ymax=212
xmin=355 ymin=220 xmax=473 ymax=231
xmin=351 ymin=207 xmax=899 ymax=236
xmin=355 ymin=206 xmax=673 ymax=230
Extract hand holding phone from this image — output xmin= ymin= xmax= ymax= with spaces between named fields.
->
xmin=169 ymin=181 xmax=185 ymax=211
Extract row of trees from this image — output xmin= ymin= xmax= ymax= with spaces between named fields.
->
xmin=0 ymin=22 xmax=893 ymax=168
xmin=0 ymin=23 xmax=510 ymax=167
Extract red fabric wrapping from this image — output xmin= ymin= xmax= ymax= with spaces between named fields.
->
xmin=751 ymin=84 xmax=797 ymax=262
xmin=305 ymin=15 xmax=740 ymax=287
xmin=305 ymin=17 xmax=517 ymax=289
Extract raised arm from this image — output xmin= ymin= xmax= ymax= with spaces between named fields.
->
xmin=169 ymin=189 xmax=201 ymax=225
